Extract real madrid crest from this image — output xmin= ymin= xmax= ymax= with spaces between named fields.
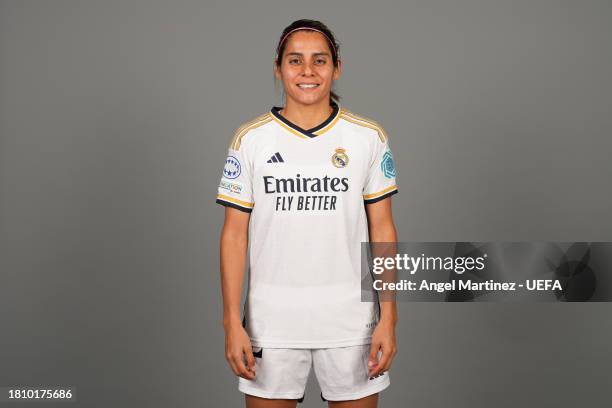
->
xmin=331 ymin=147 xmax=349 ymax=168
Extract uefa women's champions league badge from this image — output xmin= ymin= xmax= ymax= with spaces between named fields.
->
xmin=331 ymin=147 xmax=349 ymax=168
xmin=381 ymin=150 xmax=395 ymax=178
xmin=223 ymin=155 xmax=241 ymax=179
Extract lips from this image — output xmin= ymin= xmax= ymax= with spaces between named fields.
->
xmin=297 ymin=83 xmax=320 ymax=89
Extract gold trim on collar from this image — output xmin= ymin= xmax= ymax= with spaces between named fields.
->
xmin=313 ymin=110 xmax=342 ymax=136
xmin=271 ymin=105 xmax=342 ymax=140
xmin=271 ymin=117 xmax=310 ymax=139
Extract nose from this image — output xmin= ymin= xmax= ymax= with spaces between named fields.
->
xmin=302 ymin=61 xmax=314 ymax=76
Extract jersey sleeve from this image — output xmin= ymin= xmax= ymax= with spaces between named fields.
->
xmin=216 ymin=143 xmax=255 ymax=213
xmin=362 ymin=134 xmax=398 ymax=204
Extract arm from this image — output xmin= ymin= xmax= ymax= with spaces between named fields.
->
xmin=220 ymin=206 xmax=256 ymax=380
xmin=365 ymin=196 xmax=398 ymax=378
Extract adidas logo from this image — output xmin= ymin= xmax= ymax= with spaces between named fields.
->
xmin=267 ymin=152 xmax=285 ymax=163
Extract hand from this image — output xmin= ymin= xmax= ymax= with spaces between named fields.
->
xmin=224 ymin=322 xmax=256 ymax=380
xmin=367 ymin=319 xmax=397 ymax=378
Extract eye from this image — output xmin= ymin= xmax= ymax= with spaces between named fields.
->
xmin=288 ymin=58 xmax=300 ymax=65
xmin=315 ymin=58 xmax=327 ymax=65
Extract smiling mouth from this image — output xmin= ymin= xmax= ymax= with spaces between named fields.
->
xmin=297 ymin=83 xmax=320 ymax=89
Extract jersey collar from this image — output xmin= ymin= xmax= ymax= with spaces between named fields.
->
xmin=270 ymin=101 xmax=341 ymax=139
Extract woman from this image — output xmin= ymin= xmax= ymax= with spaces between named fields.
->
xmin=217 ymin=19 xmax=398 ymax=408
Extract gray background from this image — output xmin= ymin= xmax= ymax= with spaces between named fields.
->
xmin=1 ymin=0 xmax=611 ymax=407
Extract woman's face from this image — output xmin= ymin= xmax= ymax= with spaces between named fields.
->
xmin=275 ymin=30 xmax=341 ymax=107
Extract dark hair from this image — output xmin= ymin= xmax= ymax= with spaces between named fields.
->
xmin=275 ymin=19 xmax=341 ymax=105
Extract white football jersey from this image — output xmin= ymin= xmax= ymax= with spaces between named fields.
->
xmin=217 ymin=102 xmax=398 ymax=348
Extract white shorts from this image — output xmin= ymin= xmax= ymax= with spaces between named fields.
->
xmin=238 ymin=344 xmax=390 ymax=403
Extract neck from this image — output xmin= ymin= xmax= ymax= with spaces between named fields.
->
xmin=280 ymin=98 xmax=334 ymax=130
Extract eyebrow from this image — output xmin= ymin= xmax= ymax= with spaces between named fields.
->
xmin=285 ymin=52 xmax=331 ymax=57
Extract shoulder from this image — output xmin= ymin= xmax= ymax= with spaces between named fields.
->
xmin=339 ymin=108 xmax=389 ymax=143
xmin=229 ymin=111 xmax=274 ymax=150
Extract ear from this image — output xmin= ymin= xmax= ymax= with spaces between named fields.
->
xmin=273 ymin=60 xmax=282 ymax=80
xmin=333 ymin=59 xmax=343 ymax=81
